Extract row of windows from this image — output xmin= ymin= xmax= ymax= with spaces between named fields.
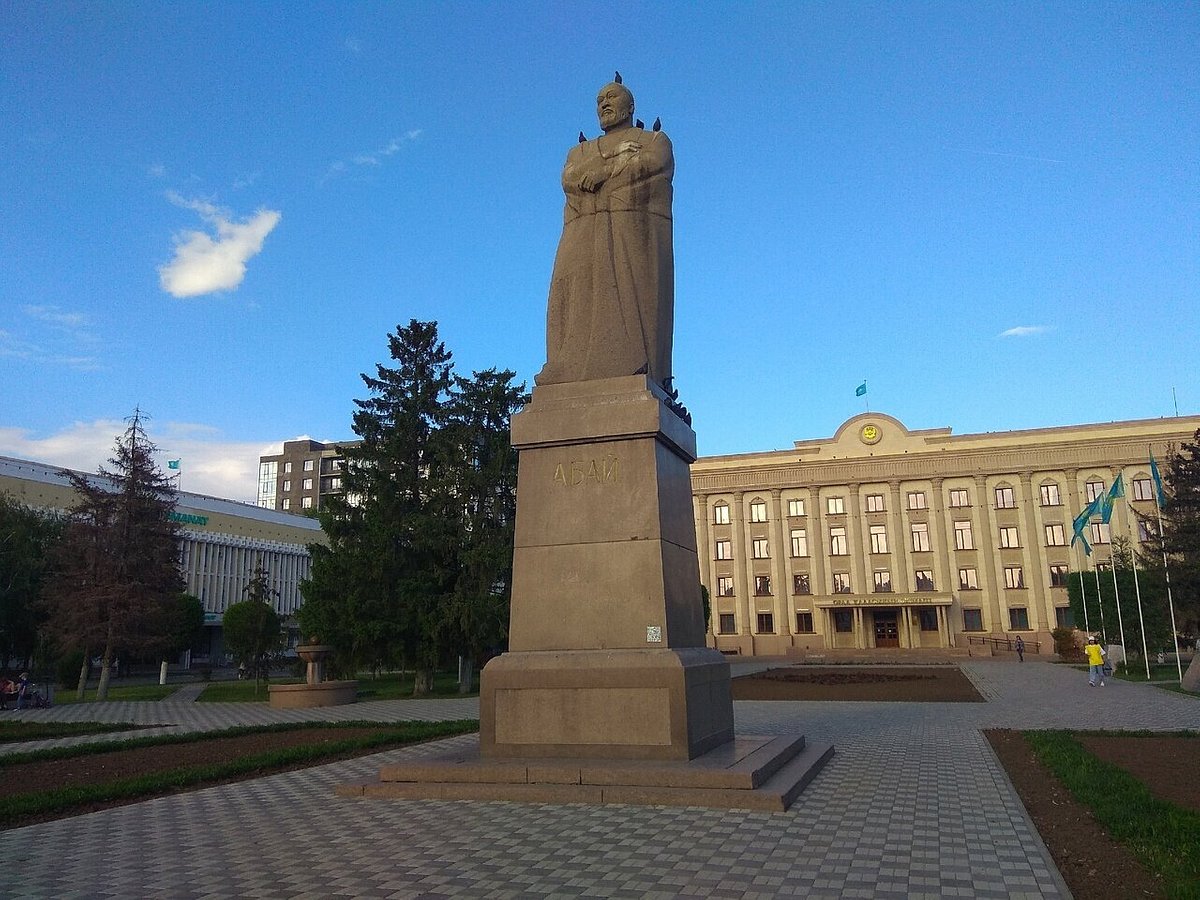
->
xmin=716 ymin=562 xmax=1074 ymax=598
xmin=278 ymin=459 xmax=318 ymax=475
xmin=717 ymin=608 xmax=941 ymax=635
xmin=716 ymin=605 xmax=1074 ymax=636
xmin=711 ymin=477 xmax=1156 ymax=524
xmin=713 ymin=520 xmax=1125 ymax=560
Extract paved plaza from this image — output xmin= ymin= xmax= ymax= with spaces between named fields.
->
xmin=2 ymin=659 xmax=1198 ymax=898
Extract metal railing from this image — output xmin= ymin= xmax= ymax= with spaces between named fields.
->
xmin=965 ymin=635 xmax=1041 ymax=654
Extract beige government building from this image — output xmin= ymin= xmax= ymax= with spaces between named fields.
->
xmin=692 ymin=412 xmax=1200 ymax=657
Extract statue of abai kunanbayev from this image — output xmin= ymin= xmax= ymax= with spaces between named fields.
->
xmin=535 ymin=77 xmax=674 ymax=388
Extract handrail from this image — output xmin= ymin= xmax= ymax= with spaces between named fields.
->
xmin=964 ymin=635 xmax=1041 ymax=653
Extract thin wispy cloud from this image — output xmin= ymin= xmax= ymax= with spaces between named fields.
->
xmin=999 ymin=325 xmax=1050 ymax=338
xmin=159 ymin=192 xmax=281 ymax=298
xmin=2 ymin=308 xmax=103 ymax=369
xmin=148 ymin=162 xmax=166 ymax=178
xmin=0 ymin=329 xmax=38 ymax=360
xmin=232 ymin=171 xmax=260 ymax=190
xmin=320 ymin=131 xmax=423 ymax=184
xmin=343 ymin=36 xmax=362 ymax=54
xmin=23 ymin=304 xmax=90 ymax=333
xmin=947 ymin=146 xmax=1065 ymax=165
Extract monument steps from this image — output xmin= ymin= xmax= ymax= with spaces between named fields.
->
xmin=337 ymin=734 xmax=833 ymax=812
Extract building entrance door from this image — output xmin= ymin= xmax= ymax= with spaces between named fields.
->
xmin=873 ymin=611 xmax=900 ymax=648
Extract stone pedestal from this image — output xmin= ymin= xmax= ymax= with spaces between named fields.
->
xmin=480 ymin=376 xmax=734 ymax=761
xmin=343 ymin=376 xmax=831 ymax=809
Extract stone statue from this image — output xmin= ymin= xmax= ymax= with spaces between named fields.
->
xmin=534 ymin=78 xmax=674 ymax=387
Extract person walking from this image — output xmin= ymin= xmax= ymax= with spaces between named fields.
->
xmin=1015 ymin=635 xmax=1025 ymax=663
xmin=1085 ymin=636 xmax=1107 ymax=686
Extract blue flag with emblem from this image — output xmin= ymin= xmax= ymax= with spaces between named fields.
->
xmin=1149 ymin=453 xmax=1166 ymax=507
xmin=1100 ymin=473 xmax=1124 ymax=524
xmin=855 ymin=382 xmax=867 ymax=397
xmin=168 ymin=459 xmax=181 ymax=470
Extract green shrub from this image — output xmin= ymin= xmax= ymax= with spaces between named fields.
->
xmin=1052 ymin=627 xmax=1083 ymax=661
xmin=56 ymin=649 xmax=85 ymax=689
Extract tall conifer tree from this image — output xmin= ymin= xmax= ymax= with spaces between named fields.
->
xmin=301 ymin=321 xmax=455 ymax=690
xmin=43 ymin=409 xmax=183 ymax=699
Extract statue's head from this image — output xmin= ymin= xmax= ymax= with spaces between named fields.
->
xmin=597 ymin=81 xmax=634 ymax=132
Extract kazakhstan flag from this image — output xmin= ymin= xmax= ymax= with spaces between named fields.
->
xmin=855 ymin=382 xmax=867 ymax=397
xmin=1100 ymin=473 xmax=1124 ymax=524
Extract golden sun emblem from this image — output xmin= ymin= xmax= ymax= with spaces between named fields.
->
xmin=860 ymin=424 xmax=881 ymax=444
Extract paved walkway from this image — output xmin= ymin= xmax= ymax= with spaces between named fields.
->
xmin=2 ymin=660 xmax=1198 ymax=898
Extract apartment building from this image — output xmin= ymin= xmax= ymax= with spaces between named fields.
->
xmin=257 ymin=439 xmax=360 ymax=513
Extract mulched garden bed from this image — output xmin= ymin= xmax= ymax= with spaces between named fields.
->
xmin=731 ymin=665 xmax=984 ymax=701
xmin=986 ymin=729 xmax=1170 ymax=899
xmin=0 ymin=726 xmax=430 ymax=830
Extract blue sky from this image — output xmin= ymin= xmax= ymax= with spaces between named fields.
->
xmin=2 ymin=2 xmax=1197 ymax=502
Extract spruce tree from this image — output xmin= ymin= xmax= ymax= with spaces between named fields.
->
xmin=43 ymin=409 xmax=183 ymax=700
xmin=301 ymin=320 xmax=455 ymax=690
xmin=437 ymin=368 xmax=527 ymax=692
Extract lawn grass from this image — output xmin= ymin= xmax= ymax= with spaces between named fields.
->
xmin=0 ymin=721 xmax=141 ymax=743
xmin=1024 ymin=730 xmax=1200 ymax=898
xmin=53 ymin=684 xmax=179 ymax=704
xmin=197 ymin=671 xmax=475 ymax=703
xmin=0 ymin=719 xmax=478 ymax=828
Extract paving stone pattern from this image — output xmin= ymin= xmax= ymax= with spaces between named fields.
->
xmin=3 ymin=660 xmax=1198 ymax=898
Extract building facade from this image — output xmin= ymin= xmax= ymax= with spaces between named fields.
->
xmin=2 ymin=455 xmax=325 ymax=663
xmin=691 ymin=412 xmax=1200 ymax=657
xmin=257 ymin=439 xmax=359 ymax=513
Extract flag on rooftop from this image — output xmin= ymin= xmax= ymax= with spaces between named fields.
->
xmin=168 ymin=459 xmax=181 ymax=470
xmin=855 ymin=382 xmax=867 ymax=397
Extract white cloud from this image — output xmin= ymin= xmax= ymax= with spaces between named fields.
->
xmin=159 ymin=193 xmax=281 ymax=298
xmin=22 ymin=304 xmax=90 ymax=332
xmin=0 ymin=420 xmax=276 ymax=503
xmin=343 ymin=36 xmax=362 ymax=54
xmin=999 ymin=325 xmax=1050 ymax=338
xmin=148 ymin=162 xmax=166 ymax=178
xmin=321 ymin=131 xmax=423 ymax=184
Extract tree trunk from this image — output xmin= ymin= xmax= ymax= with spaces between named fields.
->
xmin=413 ymin=668 xmax=434 ymax=697
xmin=459 ymin=656 xmax=475 ymax=694
xmin=76 ymin=648 xmax=89 ymax=700
xmin=96 ymin=648 xmax=114 ymax=701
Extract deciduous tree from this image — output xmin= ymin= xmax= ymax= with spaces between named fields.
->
xmin=222 ymin=565 xmax=282 ymax=693
xmin=0 ymin=495 xmax=63 ymax=670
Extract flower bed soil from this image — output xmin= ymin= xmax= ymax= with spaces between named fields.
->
xmin=731 ymin=665 xmax=984 ymax=701
xmin=0 ymin=727 xmax=407 ymax=830
xmin=985 ymin=729 xmax=1180 ymax=900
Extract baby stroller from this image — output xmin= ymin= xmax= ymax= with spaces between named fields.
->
xmin=14 ymin=675 xmax=52 ymax=710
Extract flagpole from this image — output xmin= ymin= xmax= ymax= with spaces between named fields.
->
xmin=1094 ymin=565 xmax=1107 ymax=645
xmin=1107 ymin=547 xmax=1128 ymax=675
xmin=1150 ymin=445 xmax=1184 ymax=683
xmin=1120 ymin=495 xmax=1151 ymax=680
xmin=1077 ymin=559 xmax=1090 ymax=636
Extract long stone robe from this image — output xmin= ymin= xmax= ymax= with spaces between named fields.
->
xmin=535 ymin=126 xmax=674 ymax=386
